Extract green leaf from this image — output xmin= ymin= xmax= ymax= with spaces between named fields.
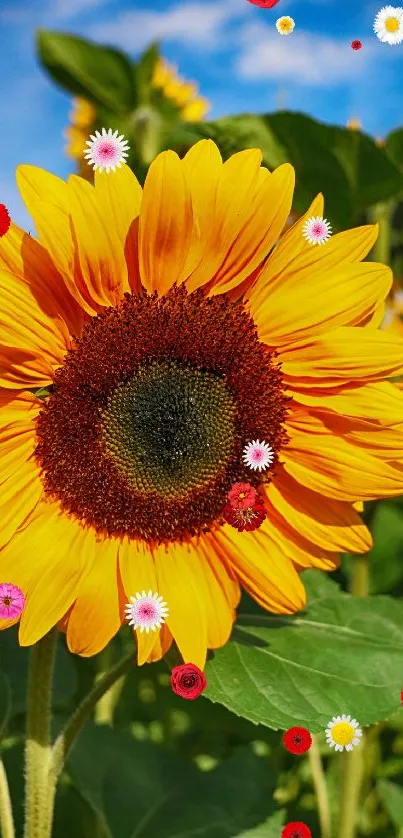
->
xmin=204 ymin=570 xmax=403 ymax=732
xmin=135 ymin=42 xmax=161 ymax=105
xmin=0 ymin=628 xmax=77 ymax=714
xmin=385 ymin=128 xmax=403 ymax=174
xmin=36 ymin=30 xmax=136 ymax=112
xmin=67 ymin=724 xmax=281 ymax=838
xmin=378 ymin=779 xmax=403 ymax=828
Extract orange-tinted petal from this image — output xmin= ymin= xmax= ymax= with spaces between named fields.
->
xmin=1 ymin=459 xmax=43 ymax=549
xmin=139 ymin=150 xmax=193 ymax=295
xmin=94 ymin=165 xmax=142 ymax=296
xmin=280 ymin=327 xmax=403 ymax=387
xmin=266 ymin=466 xmax=372 ymax=553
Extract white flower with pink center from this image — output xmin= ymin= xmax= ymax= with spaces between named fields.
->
xmin=84 ymin=127 xmax=130 ymax=173
xmin=242 ymin=439 xmax=274 ymax=472
xmin=124 ymin=590 xmax=169 ymax=633
xmin=302 ymin=216 xmax=332 ymax=246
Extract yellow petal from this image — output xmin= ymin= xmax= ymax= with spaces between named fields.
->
xmin=118 ymin=539 xmax=160 ymax=666
xmin=139 ymin=150 xmax=193 ymax=295
xmin=0 ymin=223 xmax=83 ymax=339
xmin=146 ymin=624 xmax=173 ymax=663
xmin=68 ymin=175 xmax=128 ymax=307
xmin=248 ymin=262 xmax=392 ymax=346
xmin=208 ymin=163 xmax=295 ymax=296
xmin=289 ymin=381 xmax=403 ymax=426
xmin=284 ymin=413 xmax=403 ymax=500
xmin=261 ymin=501 xmax=340 ymax=570
xmin=16 ymin=165 xmax=69 ymax=214
xmin=152 ymin=538 xmax=209 ymax=669
xmin=266 ymin=465 xmax=372 ymax=553
xmin=280 ymin=327 xmax=403 ymax=385
xmin=66 ymin=537 xmax=121 ymax=656
xmin=212 ymin=524 xmax=306 ymax=614
xmin=0 ymin=458 xmax=43 ymax=549
xmin=0 ymin=269 xmax=67 ymax=364
xmin=94 ymin=164 xmax=143 ymax=296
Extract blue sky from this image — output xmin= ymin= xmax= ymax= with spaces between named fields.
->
xmin=0 ymin=0 xmax=402 ymax=230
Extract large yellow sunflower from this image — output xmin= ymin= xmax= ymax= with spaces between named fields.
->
xmin=1 ymin=140 xmax=403 ymax=669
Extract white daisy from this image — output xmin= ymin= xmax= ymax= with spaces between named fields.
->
xmin=83 ymin=127 xmax=130 ymax=173
xmin=374 ymin=5 xmax=403 ymax=44
xmin=302 ymin=216 xmax=332 ymax=246
xmin=242 ymin=440 xmax=274 ymax=472
xmin=276 ymin=16 xmax=295 ymax=35
xmin=125 ymin=590 xmax=169 ymax=633
xmin=325 ymin=714 xmax=362 ymax=752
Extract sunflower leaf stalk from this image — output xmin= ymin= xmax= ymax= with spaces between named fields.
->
xmin=23 ymin=630 xmax=57 ymax=838
xmin=0 ymin=758 xmax=15 ymax=838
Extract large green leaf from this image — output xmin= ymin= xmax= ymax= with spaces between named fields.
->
xmin=67 ymin=724 xmax=281 ymax=838
xmin=367 ymin=503 xmax=403 ymax=594
xmin=36 ymin=31 xmax=136 ymax=112
xmin=135 ymin=42 xmax=161 ymax=105
xmin=385 ymin=127 xmax=403 ymax=174
xmin=204 ymin=570 xmax=403 ymax=732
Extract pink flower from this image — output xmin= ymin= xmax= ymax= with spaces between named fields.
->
xmin=0 ymin=583 xmax=25 ymax=619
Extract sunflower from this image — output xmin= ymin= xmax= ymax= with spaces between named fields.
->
xmin=1 ymin=140 xmax=403 ymax=669
xmin=64 ymin=98 xmax=97 ymax=180
xmin=151 ymin=58 xmax=209 ymax=121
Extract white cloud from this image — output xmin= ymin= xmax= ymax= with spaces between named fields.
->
xmin=236 ymin=24 xmax=377 ymax=86
xmin=88 ymin=0 xmax=247 ymax=52
xmin=49 ymin=0 xmax=110 ymax=21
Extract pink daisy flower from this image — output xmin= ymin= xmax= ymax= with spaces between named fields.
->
xmin=124 ymin=590 xmax=169 ymax=633
xmin=84 ymin=127 xmax=130 ymax=173
xmin=302 ymin=216 xmax=332 ymax=245
xmin=242 ymin=439 xmax=274 ymax=472
xmin=0 ymin=582 xmax=25 ymax=619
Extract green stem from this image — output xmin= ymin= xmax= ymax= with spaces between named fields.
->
xmin=94 ymin=647 xmax=127 ymax=726
xmin=369 ymin=202 xmax=392 ymax=265
xmin=50 ymin=652 xmax=133 ymax=785
xmin=308 ymin=735 xmax=332 ymax=838
xmin=23 ymin=630 xmax=57 ymax=838
xmin=337 ymin=555 xmax=369 ymax=838
xmin=0 ymin=757 xmax=15 ymax=838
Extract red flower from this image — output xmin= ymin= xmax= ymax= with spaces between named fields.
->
xmin=283 ymin=726 xmax=312 ymax=755
xmin=222 ymin=496 xmax=266 ymax=531
xmin=0 ymin=204 xmax=10 ymax=237
xmin=351 ymin=39 xmax=362 ymax=50
xmin=171 ymin=663 xmax=207 ymax=700
xmin=282 ymin=823 xmax=312 ymax=838
xmin=247 ymin=0 xmax=280 ymax=6
xmin=227 ymin=481 xmax=257 ymax=509
xmin=401 ymin=688 xmax=403 ymax=704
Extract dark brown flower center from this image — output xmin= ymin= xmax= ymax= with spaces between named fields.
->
xmin=34 ymin=285 xmax=288 ymax=543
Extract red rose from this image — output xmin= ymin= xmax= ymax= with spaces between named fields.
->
xmin=282 ymin=823 xmax=312 ymax=838
xmin=283 ymin=726 xmax=312 ymax=755
xmin=351 ymin=39 xmax=362 ymax=50
xmin=170 ymin=663 xmax=207 ymax=700
xmin=0 ymin=204 xmax=10 ymax=237
xmin=246 ymin=0 xmax=280 ymax=7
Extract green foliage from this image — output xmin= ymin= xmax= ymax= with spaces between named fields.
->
xmin=36 ymin=31 xmax=136 ymax=112
xmin=205 ymin=570 xmax=403 ymax=731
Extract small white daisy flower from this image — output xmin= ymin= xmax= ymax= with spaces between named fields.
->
xmin=242 ymin=440 xmax=274 ymax=472
xmin=83 ymin=127 xmax=130 ymax=173
xmin=276 ymin=15 xmax=295 ymax=35
xmin=125 ymin=590 xmax=169 ymax=633
xmin=302 ymin=216 xmax=332 ymax=246
xmin=374 ymin=5 xmax=403 ymax=44
xmin=325 ymin=714 xmax=362 ymax=752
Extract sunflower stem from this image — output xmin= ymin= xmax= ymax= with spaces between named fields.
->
xmin=308 ymin=735 xmax=332 ymax=838
xmin=336 ymin=554 xmax=369 ymax=838
xmin=23 ymin=630 xmax=57 ymax=838
xmin=94 ymin=647 xmax=127 ymax=726
xmin=0 ymin=757 xmax=15 ymax=838
xmin=369 ymin=202 xmax=392 ymax=265
xmin=49 ymin=652 xmax=133 ymax=785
